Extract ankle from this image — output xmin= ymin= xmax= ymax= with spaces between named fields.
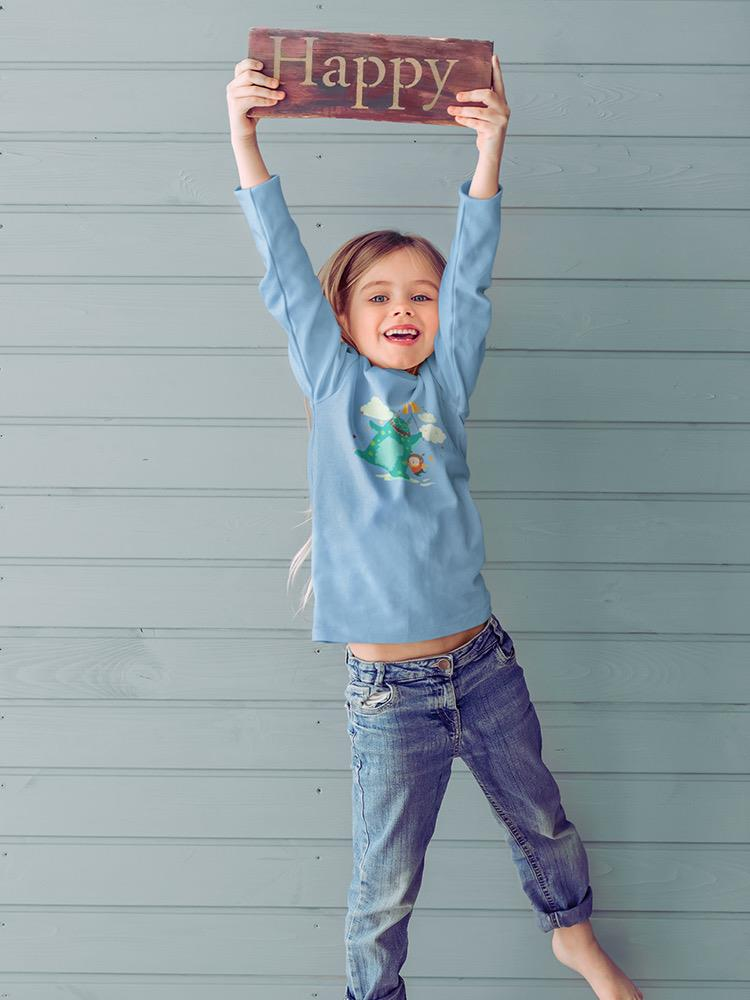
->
xmin=553 ymin=919 xmax=595 ymax=940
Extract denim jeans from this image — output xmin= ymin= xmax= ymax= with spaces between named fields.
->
xmin=343 ymin=612 xmax=593 ymax=1000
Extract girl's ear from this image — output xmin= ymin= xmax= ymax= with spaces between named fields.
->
xmin=335 ymin=309 xmax=349 ymax=333
xmin=334 ymin=310 xmax=352 ymax=346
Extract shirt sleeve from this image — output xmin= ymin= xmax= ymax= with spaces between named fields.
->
xmin=233 ymin=173 xmax=352 ymax=403
xmin=433 ymin=178 xmax=503 ymax=420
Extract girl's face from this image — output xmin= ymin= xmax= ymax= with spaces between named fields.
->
xmin=337 ymin=247 xmax=441 ymax=375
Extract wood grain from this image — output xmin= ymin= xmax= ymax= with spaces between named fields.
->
xmin=248 ymin=26 xmax=493 ymax=123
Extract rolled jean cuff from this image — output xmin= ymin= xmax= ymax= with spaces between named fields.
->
xmin=534 ymin=884 xmax=593 ymax=933
xmin=345 ymin=974 xmax=406 ymax=1000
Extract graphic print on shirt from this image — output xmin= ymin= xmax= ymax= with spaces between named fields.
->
xmin=354 ymin=395 xmax=446 ymax=486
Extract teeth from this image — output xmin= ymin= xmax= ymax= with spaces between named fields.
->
xmin=386 ymin=328 xmax=418 ymax=336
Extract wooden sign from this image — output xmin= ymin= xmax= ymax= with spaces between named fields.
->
xmin=247 ymin=27 xmax=493 ymax=124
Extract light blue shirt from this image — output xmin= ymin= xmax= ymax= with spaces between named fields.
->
xmin=234 ymin=173 xmax=503 ymax=643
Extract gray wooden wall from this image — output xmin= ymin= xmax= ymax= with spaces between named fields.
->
xmin=2 ymin=1 xmax=749 ymax=996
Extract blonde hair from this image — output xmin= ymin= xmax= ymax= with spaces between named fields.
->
xmin=286 ymin=227 xmax=447 ymax=619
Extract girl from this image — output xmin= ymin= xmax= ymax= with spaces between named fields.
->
xmin=226 ymin=52 xmax=643 ymax=1000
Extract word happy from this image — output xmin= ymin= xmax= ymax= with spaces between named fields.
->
xmin=267 ymin=34 xmax=458 ymax=112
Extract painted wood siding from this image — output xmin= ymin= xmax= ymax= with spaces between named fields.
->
xmin=1 ymin=2 xmax=749 ymax=996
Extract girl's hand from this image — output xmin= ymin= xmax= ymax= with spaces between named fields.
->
xmin=446 ymin=52 xmax=510 ymax=157
xmin=226 ymin=57 xmax=286 ymax=142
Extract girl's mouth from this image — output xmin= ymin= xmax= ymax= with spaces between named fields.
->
xmin=384 ymin=328 xmax=420 ymax=344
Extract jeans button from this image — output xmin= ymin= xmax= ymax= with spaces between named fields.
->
xmin=436 ymin=657 xmax=451 ymax=670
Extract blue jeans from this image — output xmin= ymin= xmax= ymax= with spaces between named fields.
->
xmin=343 ymin=612 xmax=593 ymax=1000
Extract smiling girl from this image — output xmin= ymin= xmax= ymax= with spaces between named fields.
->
xmin=226 ymin=50 xmax=643 ymax=1000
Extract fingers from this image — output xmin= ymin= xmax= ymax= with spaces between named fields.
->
xmin=491 ymin=52 xmax=507 ymax=98
xmin=229 ymin=67 xmax=282 ymax=95
xmin=233 ymin=86 xmax=285 ymax=101
xmin=447 ymin=106 xmax=491 ymax=123
xmin=455 ymin=87 xmax=493 ymax=102
xmin=235 ymin=92 xmax=284 ymax=105
xmin=454 ymin=53 xmax=508 ymax=112
xmin=237 ymin=68 xmax=279 ymax=87
xmin=234 ymin=57 xmax=264 ymax=77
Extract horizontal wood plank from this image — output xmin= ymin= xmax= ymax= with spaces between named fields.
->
xmin=0 ymin=632 xmax=744 ymax=704
xmin=3 ymin=68 xmax=749 ymax=136
xmin=1 ymin=772 xmax=747 ymax=842
xmin=4 ymin=137 xmax=750 ymax=208
xmin=2 ymin=703 xmax=748 ymax=773
xmin=0 ymin=985 xmax=742 ymax=1000
xmin=2 ymin=354 xmax=749 ymax=422
xmin=1 ymin=496 xmax=747 ymax=564
xmin=0 ymin=425 xmax=747 ymax=492
xmin=0 ymin=908 xmax=746 ymax=979
xmin=3 ymin=205 xmax=749 ymax=280
xmin=2 ymin=1 xmax=748 ymax=63
xmin=2 ymin=281 xmax=748 ymax=351
xmin=4 ymin=842 xmax=749 ymax=911
xmin=0 ymin=564 xmax=747 ymax=633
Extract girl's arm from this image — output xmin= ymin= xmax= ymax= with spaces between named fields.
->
xmin=228 ymin=62 xmax=352 ymax=404
xmin=432 ymin=53 xmax=510 ymax=420
xmin=433 ymin=155 xmax=503 ymax=420
xmin=233 ymin=162 xmax=352 ymax=404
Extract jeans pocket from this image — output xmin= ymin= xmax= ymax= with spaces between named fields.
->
xmin=345 ymin=679 xmax=396 ymax=715
xmin=495 ymin=628 xmax=517 ymax=665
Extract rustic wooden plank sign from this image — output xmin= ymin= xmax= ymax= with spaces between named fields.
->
xmin=247 ymin=26 xmax=494 ymax=125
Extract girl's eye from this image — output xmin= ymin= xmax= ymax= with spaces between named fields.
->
xmin=369 ymin=294 xmax=431 ymax=303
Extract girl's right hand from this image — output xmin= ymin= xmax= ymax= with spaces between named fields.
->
xmin=226 ymin=57 xmax=286 ymax=142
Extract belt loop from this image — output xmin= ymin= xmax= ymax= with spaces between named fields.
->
xmin=375 ymin=662 xmax=386 ymax=687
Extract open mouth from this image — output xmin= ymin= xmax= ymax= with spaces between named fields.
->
xmin=384 ymin=328 xmax=420 ymax=344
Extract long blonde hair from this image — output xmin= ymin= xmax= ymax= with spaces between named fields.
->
xmin=286 ymin=226 xmax=447 ymax=618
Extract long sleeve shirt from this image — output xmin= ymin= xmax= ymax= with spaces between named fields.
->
xmin=234 ymin=173 xmax=503 ymax=643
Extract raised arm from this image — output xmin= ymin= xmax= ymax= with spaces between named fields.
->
xmin=433 ymin=178 xmax=503 ymax=418
xmin=227 ymin=58 xmax=351 ymax=404
xmin=234 ymin=174 xmax=351 ymax=403
xmin=433 ymin=51 xmax=510 ymax=419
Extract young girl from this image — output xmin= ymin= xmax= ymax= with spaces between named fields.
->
xmin=226 ymin=52 xmax=643 ymax=1000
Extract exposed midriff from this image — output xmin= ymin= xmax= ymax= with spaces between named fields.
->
xmin=347 ymin=617 xmax=490 ymax=664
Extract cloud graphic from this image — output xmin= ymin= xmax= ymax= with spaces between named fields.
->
xmin=360 ymin=396 xmax=393 ymax=421
xmin=420 ymin=423 xmax=446 ymax=444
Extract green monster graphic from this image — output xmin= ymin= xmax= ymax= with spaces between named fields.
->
xmin=355 ymin=414 xmax=424 ymax=480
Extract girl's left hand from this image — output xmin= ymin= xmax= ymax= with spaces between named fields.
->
xmin=446 ymin=52 xmax=510 ymax=157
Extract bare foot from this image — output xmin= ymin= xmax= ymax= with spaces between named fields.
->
xmin=551 ymin=919 xmax=643 ymax=999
